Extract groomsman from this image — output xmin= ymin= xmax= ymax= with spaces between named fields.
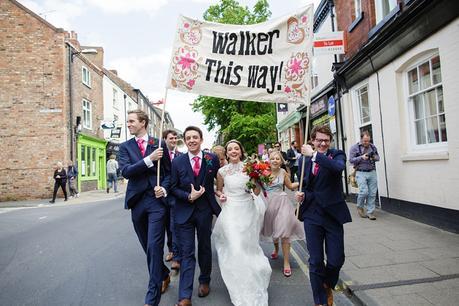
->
xmin=163 ymin=129 xmax=181 ymax=270
xmin=296 ymin=125 xmax=352 ymax=306
xmin=118 ymin=109 xmax=172 ymax=306
xmin=170 ymin=126 xmax=221 ymax=306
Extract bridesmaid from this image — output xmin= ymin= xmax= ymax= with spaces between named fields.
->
xmin=261 ymin=151 xmax=305 ymax=277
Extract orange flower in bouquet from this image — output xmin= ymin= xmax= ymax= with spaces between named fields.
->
xmin=243 ymin=157 xmax=273 ymax=196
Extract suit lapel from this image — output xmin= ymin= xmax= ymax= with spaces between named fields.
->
xmin=185 ymin=153 xmax=195 ymax=181
xmin=197 ymin=153 xmax=208 ymax=186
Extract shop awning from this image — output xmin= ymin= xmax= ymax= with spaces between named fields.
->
xmin=276 ymin=111 xmax=302 ymax=132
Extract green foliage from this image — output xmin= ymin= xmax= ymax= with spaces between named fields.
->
xmin=194 ymin=0 xmax=277 ymax=153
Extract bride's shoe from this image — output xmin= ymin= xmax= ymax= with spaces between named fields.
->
xmin=283 ymin=268 xmax=292 ymax=277
xmin=270 ymin=252 xmax=278 ymax=259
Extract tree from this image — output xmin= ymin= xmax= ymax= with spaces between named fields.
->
xmin=193 ymin=0 xmax=277 ymax=154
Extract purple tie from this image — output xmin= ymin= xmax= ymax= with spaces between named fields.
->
xmin=192 ymin=156 xmax=200 ymax=177
xmin=137 ymin=139 xmax=145 ymax=157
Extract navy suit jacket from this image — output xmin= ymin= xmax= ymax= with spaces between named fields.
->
xmin=298 ymin=149 xmax=352 ymax=225
xmin=171 ymin=152 xmax=221 ymax=224
xmin=118 ymin=137 xmax=171 ymax=210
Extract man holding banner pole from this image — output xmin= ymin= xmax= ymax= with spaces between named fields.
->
xmin=295 ymin=125 xmax=352 ymax=306
xmin=118 ymin=109 xmax=172 ymax=306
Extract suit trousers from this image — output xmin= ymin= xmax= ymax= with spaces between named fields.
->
xmin=175 ymin=207 xmax=213 ymax=300
xmin=165 ymin=203 xmax=180 ymax=261
xmin=303 ymin=218 xmax=345 ymax=305
xmin=131 ymin=193 xmax=169 ymax=306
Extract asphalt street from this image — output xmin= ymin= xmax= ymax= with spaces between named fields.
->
xmin=0 ymin=197 xmax=353 ymax=306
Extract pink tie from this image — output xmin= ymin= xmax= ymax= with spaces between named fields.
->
xmin=170 ymin=151 xmax=174 ymax=160
xmin=313 ymin=162 xmax=319 ymax=176
xmin=137 ymin=139 xmax=145 ymax=157
xmin=192 ymin=156 xmax=200 ymax=177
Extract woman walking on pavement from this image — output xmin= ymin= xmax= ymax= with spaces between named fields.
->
xmin=261 ymin=151 xmax=305 ymax=277
xmin=50 ymin=161 xmax=68 ymax=203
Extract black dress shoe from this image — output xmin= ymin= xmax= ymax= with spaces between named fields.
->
xmin=49 ymin=200 xmax=55 ymax=203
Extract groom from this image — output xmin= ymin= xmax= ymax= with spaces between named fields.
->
xmin=170 ymin=126 xmax=221 ymax=306
xmin=118 ymin=109 xmax=171 ymax=306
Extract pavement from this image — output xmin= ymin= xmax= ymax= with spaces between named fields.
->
xmin=1 ymin=186 xmax=458 ymax=305
xmin=0 ymin=181 xmax=126 ymax=211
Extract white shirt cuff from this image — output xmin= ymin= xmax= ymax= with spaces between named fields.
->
xmin=144 ymin=156 xmax=154 ymax=168
xmin=311 ymin=151 xmax=318 ymax=162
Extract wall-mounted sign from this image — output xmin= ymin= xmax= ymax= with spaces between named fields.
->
xmin=314 ymin=31 xmax=345 ymax=55
xmin=110 ymin=127 xmax=122 ymax=139
xmin=277 ymin=103 xmax=288 ymax=112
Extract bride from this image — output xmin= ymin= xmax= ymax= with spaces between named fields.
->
xmin=212 ymin=140 xmax=272 ymax=306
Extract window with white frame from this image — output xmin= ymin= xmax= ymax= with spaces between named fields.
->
xmin=407 ymin=54 xmax=446 ymax=146
xmin=375 ymin=0 xmax=397 ymax=24
xmin=353 ymin=0 xmax=362 ymax=20
xmin=112 ymin=88 xmax=118 ymax=108
xmin=356 ymin=84 xmax=371 ymax=125
xmin=82 ymin=99 xmax=92 ymax=129
xmin=82 ymin=66 xmax=91 ymax=87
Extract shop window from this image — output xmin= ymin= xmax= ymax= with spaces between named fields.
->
xmin=81 ymin=145 xmax=86 ymax=177
xmin=406 ymin=54 xmax=446 ymax=147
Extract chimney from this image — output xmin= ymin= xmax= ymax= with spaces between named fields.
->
xmin=65 ymin=30 xmax=81 ymax=50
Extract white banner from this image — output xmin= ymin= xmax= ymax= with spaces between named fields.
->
xmin=166 ymin=5 xmax=314 ymax=103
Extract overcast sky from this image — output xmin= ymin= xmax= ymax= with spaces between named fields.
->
xmin=19 ymin=0 xmax=319 ymax=148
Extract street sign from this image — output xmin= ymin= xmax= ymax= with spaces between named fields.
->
xmin=328 ymin=96 xmax=335 ymax=116
xmin=277 ymin=103 xmax=288 ymax=112
xmin=314 ymin=31 xmax=345 ymax=55
xmin=110 ymin=127 xmax=122 ymax=139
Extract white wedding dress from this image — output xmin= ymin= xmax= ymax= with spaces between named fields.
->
xmin=212 ymin=162 xmax=272 ymax=306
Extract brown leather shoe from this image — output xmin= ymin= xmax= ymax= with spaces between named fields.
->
xmin=165 ymin=252 xmax=174 ymax=262
xmin=198 ymin=283 xmax=210 ymax=297
xmin=324 ymin=285 xmax=333 ymax=306
xmin=174 ymin=298 xmax=192 ymax=306
xmin=171 ymin=260 xmax=180 ymax=270
xmin=160 ymin=275 xmax=170 ymax=294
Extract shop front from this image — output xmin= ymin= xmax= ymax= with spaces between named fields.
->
xmin=77 ymin=134 xmax=107 ymax=192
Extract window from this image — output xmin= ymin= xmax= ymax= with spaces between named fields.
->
xmin=82 ymin=66 xmax=91 ymax=87
xmin=112 ymin=88 xmax=118 ymax=108
xmin=81 ymin=145 xmax=86 ymax=177
xmin=375 ymin=0 xmax=397 ymax=24
xmin=407 ymin=54 xmax=446 ymax=146
xmin=310 ymin=74 xmax=319 ymax=89
xmin=354 ymin=0 xmax=362 ymax=19
xmin=83 ymin=99 xmax=92 ymax=129
xmin=354 ymin=83 xmax=373 ymax=138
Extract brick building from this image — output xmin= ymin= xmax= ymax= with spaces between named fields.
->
xmin=0 ymin=0 xmax=107 ymax=200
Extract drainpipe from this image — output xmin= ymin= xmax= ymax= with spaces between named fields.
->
xmin=329 ymin=0 xmax=349 ymax=195
xmin=369 ymin=55 xmax=390 ymax=207
xmin=68 ymin=45 xmax=74 ymax=162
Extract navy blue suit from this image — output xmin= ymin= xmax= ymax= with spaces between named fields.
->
xmin=298 ymin=149 xmax=352 ymax=305
xmin=170 ymin=152 xmax=221 ymax=301
xmin=165 ymin=150 xmax=182 ymax=262
xmin=118 ymin=136 xmax=171 ymax=306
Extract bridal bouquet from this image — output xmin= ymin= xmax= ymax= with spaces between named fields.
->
xmin=243 ymin=158 xmax=272 ymax=196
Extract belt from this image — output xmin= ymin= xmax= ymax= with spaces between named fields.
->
xmin=357 ymin=169 xmax=375 ymax=172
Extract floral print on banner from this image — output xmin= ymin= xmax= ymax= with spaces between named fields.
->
xmin=282 ymin=52 xmax=310 ymax=100
xmin=171 ymin=19 xmax=203 ymax=90
xmin=286 ymin=14 xmax=311 ymax=44
xmin=282 ymin=13 xmax=311 ymax=101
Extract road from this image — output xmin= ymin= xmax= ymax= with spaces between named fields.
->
xmin=0 ymin=197 xmax=353 ymax=306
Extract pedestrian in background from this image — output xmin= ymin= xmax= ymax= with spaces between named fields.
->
xmin=106 ymin=154 xmax=119 ymax=193
xmin=212 ymin=145 xmax=227 ymax=167
xmin=349 ymin=131 xmax=380 ymax=220
xmin=287 ymin=140 xmax=300 ymax=182
xmin=67 ymin=160 xmax=79 ymax=198
xmin=49 ymin=161 xmax=68 ymax=203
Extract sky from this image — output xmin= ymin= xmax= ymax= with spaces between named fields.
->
xmin=19 ymin=0 xmax=320 ymax=148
